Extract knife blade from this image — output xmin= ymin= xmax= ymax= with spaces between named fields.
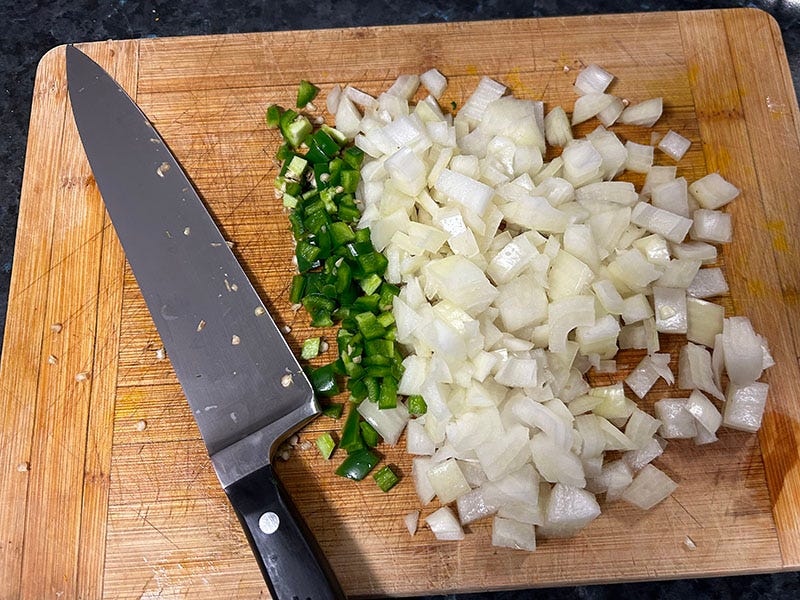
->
xmin=66 ymin=45 xmax=344 ymax=600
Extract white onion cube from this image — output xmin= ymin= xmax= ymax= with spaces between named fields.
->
xmin=689 ymin=173 xmax=740 ymax=209
xmin=623 ymin=436 xmax=667 ymax=472
xmin=406 ymin=418 xmax=436 ymax=455
xmin=538 ymin=483 xmax=601 ymax=538
xmin=544 ymin=106 xmax=573 ymax=147
xmin=621 ymin=464 xmax=678 ymax=509
xmin=654 ymin=398 xmax=697 ymax=439
xmin=357 ymin=399 xmax=409 ymax=446
xmin=426 ymin=506 xmax=465 ymax=541
xmin=687 ymin=267 xmax=729 ymax=298
xmin=530 ymin=435 xmax=586 ymax=487
xmin=412 ymin=457 xmax=436 ymax=505
xmin=404 ymin=511 xmax=419 ymax=536
xmin=420 ymin=68 xmax=447 ymax=98
xmin=562 ymin=140 xmax=603 ymax=187
xmin=624 ymin=141 xmax=654 ymax=173
xmin=723 ymin=382 xmax=769 ymax=433
xmin=651 ymin=177 xmax=690 ymax=218
xmin=492 ymin=516 xmax=537 ymax=551
xmin=625 ymin=408 xmax=663 ymax=449
xmin=653 ymin=287 xmax=688 ymax=334
xmin=619 ymin=98 xmax=663 ymax=127
xmin=572 ymin=93 xmax=614 ymax=125
xmin=435 ymin=168 xmax=495 ymax=216
xmin=587 ymin=459 xmax=634 ymax=501
xmin=657 ymin=130 xmax=691 ymax=161
xmin=575 ymin=63 xmax=615 ymax=95
xmin=686 ymin=389 xmax=722 ymax=434
xmin=678 ymin=342 xmax=724 ymax=400
xmin=631 ymin=202 xmax=693 ymax=243
xmin=475 ymin=424 xmax=530 ymax=481
xmin=722 ymin=316 xmax=765 ymax=384
xmin=690 ymin=209 xmax=732 ymax=243
xmin=457 ymin=486 xmax=499 ymax=525
xmin=671 ymin=241 xmax=718 ymax=263
xmin=686 ymin=297 xmax=724 ymax=348
xmin=426 ymin=458 xmax=471 ymax=504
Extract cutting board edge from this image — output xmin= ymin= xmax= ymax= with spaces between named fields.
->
xmin=3 ymin=8 xmax=800 ymax=598
xmin=26 ymin=7 xmax=769 ymax=64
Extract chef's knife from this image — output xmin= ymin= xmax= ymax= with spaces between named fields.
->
xmin=66 ymin=45 xmax=344 ymax=600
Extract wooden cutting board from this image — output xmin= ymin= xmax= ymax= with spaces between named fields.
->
xmin=2 ymin=8 xmax=800 ymax=599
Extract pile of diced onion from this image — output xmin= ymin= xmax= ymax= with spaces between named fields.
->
xmin=325 ymin=64 xmax=773 ymax=551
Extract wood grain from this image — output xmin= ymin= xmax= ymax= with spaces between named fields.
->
xmin=1 ymin=9 xmax=799 ymax=599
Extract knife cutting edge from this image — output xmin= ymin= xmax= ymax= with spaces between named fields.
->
xmin=66 ymin=44 xmax=345 ymax=600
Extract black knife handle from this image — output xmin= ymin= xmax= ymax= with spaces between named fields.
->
xmin=224 ymin=464 xmax=346 ymax=600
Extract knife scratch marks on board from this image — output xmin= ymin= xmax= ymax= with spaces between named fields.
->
xmin=612 ymin=37 xmax=640 ymax=68
xmin=137 ymin=507 xmax=180 ymax=550
xmin=671 ymin=495 xmax=704 ymax=529
xmin=223 ymin=171 xmax=270 ymax=222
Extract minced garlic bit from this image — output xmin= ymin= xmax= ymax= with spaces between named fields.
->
xmin=684 ymin=536 xmax=697 ymax=551
xmin=280 ymin=373 xmax=293 ymax=388
xmin=313 ymin=116 xmax=324 ymax=125
xmin=254 ymin=306 xmax=266 ymax=317
xmin=231 ymin=335 xmax=241 ymax=346
xmin=225 ymin=240 xmax=235 ymax=248
xmin=288 ymin=434 xmax=300 ymax=447
xmin=47 ymin=354 xmax=58 ymax=365
xmin=156 ymin=162 xmax=170 ymax=177
xmin=563 ymin=65 xmax=571 ymax=73
xmin=75 ymin=371 xmax=89 ymax=382
xmin=183 ymin=227 xmax=191 ymax=236
xmin=280 ymin=450 xmax=290 ymax=461
xmin=196 ymin=320 xmax=206 ymax=332
xmin=224 ymin=279 xmax=232 ymax=292
xmin=230 ymin=284 xmax=238 ymax=292
xmin=281 ymin=325 xmax=292 ymax=334
xmin=50 ymin=323 xmax=63 ymax=333
xmin=155 ymin=348 xmax=166 ymax=360
xmin=135 ymin=419 xmax=147 ymax=431
xmin=319 ymin=340 xmax=330 ymax=353
xmin=17 ymin=462 xmax=30 ymax=472
xmin=305 ymin=101 xmax=317 ymax=112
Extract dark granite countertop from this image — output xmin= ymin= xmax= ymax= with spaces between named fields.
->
xmin=1 ymin=1 xmax=798 ymax=598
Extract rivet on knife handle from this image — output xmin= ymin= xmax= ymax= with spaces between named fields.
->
xmin=226 ymin=464 xmax=345 ymax=600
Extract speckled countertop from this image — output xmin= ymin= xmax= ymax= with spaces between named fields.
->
xmin=1 ymin=1 xmax=799 ymax=598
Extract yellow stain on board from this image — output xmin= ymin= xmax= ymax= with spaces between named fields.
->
xmin=687 ymin=63 xmax=700 ymax=87
xmin=465 ymin=64 xmax=478 ymax=76
xmin=747 ymin=278 xmax=767 ymax=296
xmin=708 ymin=143 xmax=732 ymax=173
xmin=766 ymin=220 xmax=790 ymax=253
xmin=116 ymin=388 xmax=146 ymax=417
xmin=504 ymin=67 xmax=533 ymax=97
